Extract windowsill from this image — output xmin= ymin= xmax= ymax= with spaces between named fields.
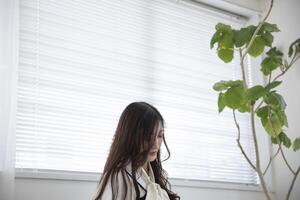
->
xmin=15 ymin=168 xmax=264 ymax=192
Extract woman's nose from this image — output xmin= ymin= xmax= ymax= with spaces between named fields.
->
xmin=153 ymin=138 xmax=159 ymax=149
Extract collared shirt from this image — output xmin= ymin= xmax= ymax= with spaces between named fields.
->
xmin=98 ymin=162 xmax=170 ymax=200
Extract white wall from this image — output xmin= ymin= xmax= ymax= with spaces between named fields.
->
xmin=0 ymin=0 xmax=16 ymax=198
xmin=267 ymin=0 xmax=300 ymax=200
xmin=0 ymin=0 xmax=12 ymax=170
xmin=1 ymin=0 xmax=299 ymax=199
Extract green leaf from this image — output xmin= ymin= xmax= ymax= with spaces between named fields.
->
xmin=213 ymin=81 xmax=229 ymax=91
xmin=261 ymin=112 xmax=282 ymax=137
xmin=216 ymin=23 xmax=232 ymax=32
xmin=274 ymin=93 xmax=286 ymax=110
xmin=213 ymin=80 xmax=243 ymax=91
xmin=245 ymin=85 xmax=266 ymax=101
xmin=258 ymin=108 xmax=284 ymax=137
xmin=257 ymin=106 xmax=269 ymax=118
xmin=279 ymin=132 xmax=291 ymax=148
xmin=275 ymin=109 xmax=288 ymax=127
xmin=261 ymin=57 xmax=281 ymax=75
xmin=219 ymin=32 xmax=234 ymax=49
xmin=264 ymin=92 xmax=287 ymax=110
xmin=218 ymin=93 xmax=226 ymax=113
xmin=259 ymin=97 xmax=287 ymax=128
xmin=261 ymin=22 xmax=280 ymax=33
xmin=223 ymin=85 xmax=245 ymax=109
xmin=276 ymin=93 xmax=287 ymax=110
xmin=288 ymin=38 xmax=300 ymax=57
xmin=261 ymin=48 xmax=283 ymax=75
xmin=215 ymin=23 xmax=234 ymax=49
xmin=266 ymin=47 xmax=283 ymax=57
xmin=234 ymin=27 xmax=253 ymax=47
xmin=271 ymin=136 xmax=280 ymax=144
xmin=210 ymin=31 xmax=221 ymax=49
xmin=288 ymin=45 xmax=294 ymax=58
xmin=265 ymin=81 xmax=282 ymax=91
xmin=293 ymin=137 xmax=300 ymax=151
xmin=247 ymin=25 xmax=257 ymax=35
xmin=248 ymin=36 xmax=265 ymax=57
xmin=271 ymin=132 xmax=291 ymax=147
xmin=218 ymin=48 xmax=234 ymax=63
xmin=212 ymin=23 xmax=235 ymax=63
xmin=237 ymin=101 xmax=250 ymax=113
xmin=261 ymin=31 xmax=274 ymax=47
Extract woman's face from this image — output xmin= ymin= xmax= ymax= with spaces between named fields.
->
xmin=147 ymin=121 xmax=164 ymax=162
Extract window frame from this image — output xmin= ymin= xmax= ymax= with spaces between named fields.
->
xmin=15 ymin=168 xmax=263 ymax=191
xmin=10 ymin=0 xmax=275 ymax=192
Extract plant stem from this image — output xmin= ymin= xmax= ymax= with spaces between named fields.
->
xmin=286 ymin=166 xmax=300 ymax=200
xmin=268 ymin=72 xmax=272 ymax=84
xmin=263 ymin=145 xmax=280 ymax=175
xmin=233 ymin=110 xmax=256 ymax=170
xmin=272 ymin=66 xmax=290 ymax=82
xmin=254 ymin=72 xmax=272 ymax=113
xmin=239 ymin=48 xmax=248 ymax=88
xmin=240 ymin=2 xmax=274 ymax=199
xmin=242 ymin=0 xmax=274 ymax=61
xmin=251 ymin=106 xmax=272 ymax=200
xmin=280 ymin=147 xmax=295 ymax=174
xmin=289 ymin=55 xmax=300 ymax=66
xmin=255 ymin=100 xmax=264 ymax=113
xmin=273 ymin=55 xmax=300 ymax=82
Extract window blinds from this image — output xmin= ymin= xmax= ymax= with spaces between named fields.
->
xmin=16 ymin=0 xmax=257 ymax=184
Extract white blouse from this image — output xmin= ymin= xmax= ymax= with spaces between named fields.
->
xmin=98 ymin=163 xmax=170 ymax=200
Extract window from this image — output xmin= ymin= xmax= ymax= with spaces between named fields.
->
xmin=16 ymin=0 xmax=257 ymax=185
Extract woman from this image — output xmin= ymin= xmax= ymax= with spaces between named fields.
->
xmin=94 ymin=102 xmax=180 ymax=200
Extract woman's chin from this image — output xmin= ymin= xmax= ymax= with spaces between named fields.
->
xmin=148 ymin=152 xmax=157 ymax=162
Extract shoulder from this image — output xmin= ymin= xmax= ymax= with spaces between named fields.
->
xmin=98 ymin=169 xmax=132 ymax=199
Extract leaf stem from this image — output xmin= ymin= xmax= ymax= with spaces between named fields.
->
xmin=272 ymin=54 xmax=300 ymax=82
xmin=255 ymin=100 xmax=264 ymax=113
xmin=233 ymin=110 xmax=256 ymax=170
xmin=242 ymin=0 xmax=274 ymax=61
xmin=286 ymin=166 xmax=300 ymax=200
xmin=272 ymin=65 xmax=290 ymax=82
xmin=290 ymin=55 xmax=300 ymax=66
xmin=280 ymin=146 xmax=295 ymax=174
xmin=239 ymin=48 xmax=248 ymax=88
xmin=263 ymin=145 xmax=280 ymax=175
xmin=268 ymin=72 xmax=272 ymax=84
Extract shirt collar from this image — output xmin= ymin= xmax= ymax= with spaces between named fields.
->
xmin=125 ymin=161 xmax=155 ymax=184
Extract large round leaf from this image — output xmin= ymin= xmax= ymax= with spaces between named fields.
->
xmin=245 ymin=85 xmax=266 ymax=101
xmin=248 ymin=36 xmax=265 ymax=57
xmin=223 ymin=85 xmax=244 ymax=109
xmin=218 ymin=49 xmax=234 ymax=63
xmin=261 ymin=112 xmax=282 ymax=137
xmin=293 ymin=138 xmax=300 ymax=151
xmin=218 ymin=92 xmax=226 ymax=113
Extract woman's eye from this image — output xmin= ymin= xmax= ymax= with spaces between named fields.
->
xmin=158 ymin=134 xmax=163 ymax=138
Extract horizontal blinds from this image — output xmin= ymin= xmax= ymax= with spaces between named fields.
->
xmin=16 ymin=0 xmax=257 ymax=184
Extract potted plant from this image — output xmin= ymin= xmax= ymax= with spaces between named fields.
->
xmin=210 ymin=0 xmax=300 ymax=199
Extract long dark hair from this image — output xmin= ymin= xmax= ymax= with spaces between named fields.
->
xmin=95 ymin=102 xmax=180 ymax=200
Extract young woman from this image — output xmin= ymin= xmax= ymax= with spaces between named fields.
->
xmin=94 ymin=102 xmax=180 ymax=200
